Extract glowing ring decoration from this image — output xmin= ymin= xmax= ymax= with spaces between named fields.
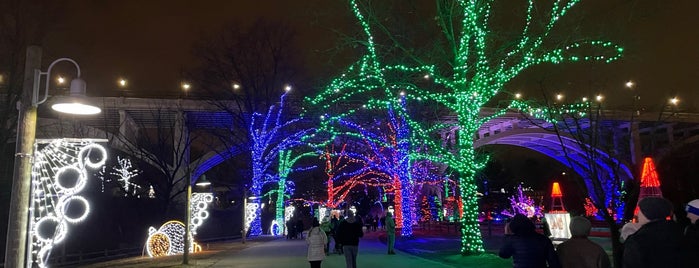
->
xmin=197 ymin=202 xmax=207 ymax=210
xmin=56 ymin=195 xmax=90 ymax=223
xmin=271 ymin=220 xmax=281 ymax=236
xmin=34 ymin=216 xmax=67 ymax=244
xmin=78 ymin=143 xmax=108 ymax=169
xmin=197 ymin=210 xmax=209 ymax=219
xmin=54 ymin=165 xmax=87 ymax=194
xmin=203 ymin=194 xmax=214 ymax=202
xmin=192 ymin=218 xmax=202 ymax=226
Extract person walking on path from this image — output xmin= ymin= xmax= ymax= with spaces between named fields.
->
xmin=385 ymin=212 xmax=396 ymax=255
xmin=336 ymin=210 xmax=363 ymax=268
xmin=623 ymin=197 xmax=689 ymax=268
xmin=306 ymin=218 xmax=328 ymax=268
xmin=331 ymin=214 xmax=343 ymax=254
xmin=499 ymin=214 xmax=561 ymax=268
xmin=320 ymin=216 xmax=332 ymax=255
xmin=557 ymin=216 xmax=610 ymax=268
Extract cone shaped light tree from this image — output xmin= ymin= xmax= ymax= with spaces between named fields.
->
xmin=308 ymin=0 xmax=622 ymax=254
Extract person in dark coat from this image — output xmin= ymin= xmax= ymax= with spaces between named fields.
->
xmin=499 ymin=214 xmax=561 ymax=268
xmin=557 ymin=216 xmax=610 ymax=268
xmin=336 ymin=210 xmax=363 ymax=268
xmin=331 ymin=214 xmax=342 ymax=254
xmin=296 ymin=219 xmax=305 ymax=239
xmin=623 ymin=197 xmax=689 ymax=268
xmin=683 ymin=199 xmax=699 ymax=254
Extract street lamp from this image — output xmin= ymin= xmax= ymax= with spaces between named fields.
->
xmin=5 ymin=46 xmax=101 ymax=268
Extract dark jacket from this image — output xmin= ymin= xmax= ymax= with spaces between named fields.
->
xmin=623 ymin=220 xmax=688 ymax=268
xmin=336 ymin=216 xmax=363 ymax=246
xmin=557 ymin=236 xmax=610 ymax=268
xmin=684 ymin=221 xmax=699 ymax=255
xmin=499 ymin=232 xmax=561 ymax=268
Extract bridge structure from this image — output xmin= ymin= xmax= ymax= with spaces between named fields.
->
xmin=35 ymin=96 xmax=699 ymax=196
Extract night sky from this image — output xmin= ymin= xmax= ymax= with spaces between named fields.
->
xmin=41 ymin=0 xmax=699 ymax=111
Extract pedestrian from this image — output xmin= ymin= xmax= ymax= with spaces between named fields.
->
xmin=623 ymin=197 xmax=688 ymax=268
xmin=556 ymin=216 xmax=610 ymax=268
xmin=320 ymin=216 xmax=332 ymax=255
xmin=296 ymin=219 xmax=305 ymax=239
xmin=331 ymin=214 xmax=343 ymax=254
xmin=336 ymin=210 xmax=363 ymax=268
xmin=380 ymin=215 xmax=386 ymax=230
xmin=499 ymin=214 xmax=561 ymax=268
xmin=286 ymin=219 xmax=295 ymax=239
xmin=385 ymin=212 xmax=396 ymax=255
xmin=683 ymin=199 xmax=699 ymax=253
xmin=306 ymin=218 xmax=328 ymax=268
xmin=373 ymin=215 xmax=379 ymax=231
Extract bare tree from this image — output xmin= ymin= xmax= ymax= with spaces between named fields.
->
xmin=515 ymin=84 xmax=638 ymax=267
xmin=112 ymin=104 xmax=198 ymax=218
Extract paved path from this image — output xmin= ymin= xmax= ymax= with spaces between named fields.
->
xmin=80 ymin=232 xmax=456 ymax=268
xmin=214 ymin=234 xmax=454 ymax=268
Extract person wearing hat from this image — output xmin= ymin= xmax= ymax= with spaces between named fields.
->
xmin=622 ymin=197 xmax=688 ymax=268
xmin=683 ymin=199 xmax=699 ymax=254
xmin=499 ymin=214 xmax=561 ymax=268
xmin=320 ymin=216 xmax=332 ymax=255
xmin=556 ymin=216 xmax=610 ymax=268
xmin=385 ymin=212 xmax=396 ymax=255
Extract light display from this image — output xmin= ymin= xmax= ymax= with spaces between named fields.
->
xmin=283 ymin=205 xmax=295 ymax=236
xmin=584 ymin=198 xmax=599 ymax=217
xmin=544 ymin=213 xmax=572 ymax=239
xmin=190 ymin=193 xmax=214 ymax=236
xmin=145 ymin=220 xmax=202 ymax=257
xmin=249 ymin=92 xmax=314 ymax=236
xmin=504 ymin=185 xmax=543 ymax=218
xmin=270 ymin=220 xmax=282 ymax=236
xmin=305 ymin=0 xmax=621 ymax=254
xmin=634 ymin=157 xmax=663 ymax=216
xmin=545 ymin=181 xmax=571 ymax=239
xmin=274 ymin=149 xmax=315 ymax=236
xmin=550 ymin=182 xmax=565 ymax=211
xmin=28 ymin=139 xmax=107 ymax=268
xmin=99 ymin=156 xmax=142 ymax=196
xmin=244 ymin=202 xmax=259 ymax=235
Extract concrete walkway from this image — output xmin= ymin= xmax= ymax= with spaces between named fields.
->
xmin=79 ymin=232 xmax=456 ymax=268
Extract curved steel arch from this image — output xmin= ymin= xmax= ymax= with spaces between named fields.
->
xmin=474 ymin=129 xmax=634 ymax=204
xmin=190 ymin=145 xmax=245 ymax=183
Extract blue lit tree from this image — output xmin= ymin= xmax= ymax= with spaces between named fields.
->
xmin=248 ymin=92 xmax=315 ymax=236
xmin=308 ymin=0 xmax=622 ymax=254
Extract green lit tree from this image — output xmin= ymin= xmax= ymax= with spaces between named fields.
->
xmin=308 ymin=0 xmax=622 ymax=254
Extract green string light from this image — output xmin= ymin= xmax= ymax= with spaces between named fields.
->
xmin=306 ymin=0 xmax=622 ymax=255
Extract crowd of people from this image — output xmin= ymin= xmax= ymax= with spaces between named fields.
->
xmin=293 ymin=209 xmax=398 ymax=268
xmin=294 ymin=196 xmax=699 ymax=268
xmin=499 ymin=197 xmax=699 ymax=268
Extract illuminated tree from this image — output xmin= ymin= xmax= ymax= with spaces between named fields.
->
xmin=308 ymin=0 xmax=622 ymax=254
xmin=248 ymin=92 xmax=314 ymax=236
xmin=98 ymin=156 xmax=143 ymax=196
xmin=272 ymin=149 xmax=316 ymax=236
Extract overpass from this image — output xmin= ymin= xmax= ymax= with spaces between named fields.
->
xmin=35 ymin=97 xmax=699 ymax=189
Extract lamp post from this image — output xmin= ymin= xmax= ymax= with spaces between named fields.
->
xmin=5 ymin=46 xmax=101 ymax=268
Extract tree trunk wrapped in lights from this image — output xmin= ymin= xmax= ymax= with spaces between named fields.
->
xmin=307 ymin=0 xmax=621 ymax=255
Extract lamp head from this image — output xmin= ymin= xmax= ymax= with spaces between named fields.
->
xmin=195 ymin=175 xmax=211 ymax=187
xmin=51 ymin=78 xmax=101 ymax=115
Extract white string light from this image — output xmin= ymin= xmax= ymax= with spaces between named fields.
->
xmin=28 ymin=139 xmax=107 ymax=268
